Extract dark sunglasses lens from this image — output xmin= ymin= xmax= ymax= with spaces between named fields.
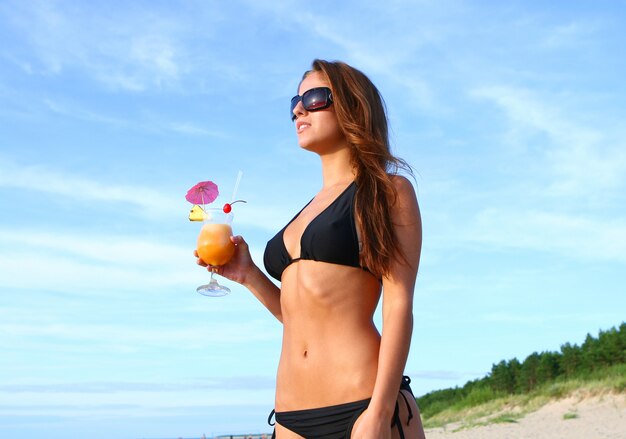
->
xmin=290 ymin=96 xmax=300 ymax=120
xmin=290 ymin=88 xmax=332 ymax=121
xmin=290 ymin=96 xmax=301 ymax=112
xmin=303 ymin=88 xmax=330 ymax=111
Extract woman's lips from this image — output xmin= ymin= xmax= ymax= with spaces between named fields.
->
xmin=296 ymin=121 xmax=310 ymax=133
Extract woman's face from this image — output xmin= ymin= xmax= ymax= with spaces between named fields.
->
xmin=293 ymin=71 xmax=346 ymax=153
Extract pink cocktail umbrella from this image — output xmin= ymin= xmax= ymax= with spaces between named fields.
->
xmin=185 ymin=181 xmax=219 ymax=206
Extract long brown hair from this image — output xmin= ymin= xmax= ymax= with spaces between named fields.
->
xmin=306 ymin=59 xmax=414 ymax=278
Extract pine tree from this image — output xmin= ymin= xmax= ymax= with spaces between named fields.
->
xmin=537 ymin=351 xmax=560 ymax=384
xmin=519 ymin=352 xmax=540 ymax=392
xmin=559 ymin=342 xmax=582 ymax=377
xmin=490 ymin=358 xmax=520 ymax=394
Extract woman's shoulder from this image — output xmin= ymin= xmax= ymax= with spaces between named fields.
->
xmin=388 ymin=174 xmax=421 ymax=233
xmin=385 ymin=174 xmax=419 ymax=221
xmin=389 ymin=174 xmax=417 ymax=201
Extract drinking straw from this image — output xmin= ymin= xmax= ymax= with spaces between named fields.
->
xmin=231 ymin=170 xmax=243 ymax=201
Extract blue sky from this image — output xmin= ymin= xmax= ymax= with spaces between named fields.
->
xmin=1 ymin=1 xmax=625 ymax=438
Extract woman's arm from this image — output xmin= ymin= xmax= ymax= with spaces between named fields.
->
xmin=366 ymin=175 xmax=423 ymax=423
xmin=195 ymin=235 xmax=283 ymax=322
xmin=240 ymin=262 xmax=283 ymax=323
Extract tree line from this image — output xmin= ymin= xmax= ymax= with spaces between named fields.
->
xmin=417 ymin=322 xmax=626 ymax=417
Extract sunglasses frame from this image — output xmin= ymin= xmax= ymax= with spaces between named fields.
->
xmin=290 ymin=87 xmax=334 ymax=121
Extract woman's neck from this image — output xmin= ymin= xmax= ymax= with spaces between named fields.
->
xmin=319 ymin=147 xmax=356 ymax=189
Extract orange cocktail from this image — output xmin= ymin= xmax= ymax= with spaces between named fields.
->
xmin=195 ymin=208 xmax=234 ymax=296
xmin=197 ymin=223 xmax=235 ymax=266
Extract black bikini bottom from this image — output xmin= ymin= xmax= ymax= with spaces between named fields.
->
xmin=269 ymin=375 xmax=415 ymax=439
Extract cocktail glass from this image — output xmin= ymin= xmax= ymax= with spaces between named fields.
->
xmin=196 ymin=208 xmax=235 ymax=297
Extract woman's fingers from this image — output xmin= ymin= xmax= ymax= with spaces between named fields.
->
xmin=194 ymin=236 xmax=248 ymax=273
xmin=194 ymin=250 xmax=207 ymax=266
xmin=231 ymin=235 xmax=247 ymax=247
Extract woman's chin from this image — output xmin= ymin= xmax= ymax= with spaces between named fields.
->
xmin=297 ymin=139 xmax=319 ymax=152
xmin=298 ymin=137 xmax=347 ymax=155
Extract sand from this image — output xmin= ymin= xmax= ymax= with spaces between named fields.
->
xmin=424 ymin=393 xmax=626 ymax=439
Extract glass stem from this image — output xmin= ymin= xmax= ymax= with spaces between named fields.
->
xmin=209 ymin=267 xmax=218 ymax=285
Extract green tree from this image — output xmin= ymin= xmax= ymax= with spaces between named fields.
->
xmin=490 ymin=358 xmax=520 ymax=394
xmin=537 ymin=351 xmax=561 ymax=384
xmin=559 ymin=342 xmax=582 ymax=377
xmin=581 ymin=332 xmax=601 ymax=371
xmin=415 ymin=322 xmax=625 ymax=418
xmin=519 ymin=352 xmax=540 ymax=392
xmin=596 ymin=325 xmax=626 ymax=366
xmin=617 ymin=323 xmax=626 ymax=363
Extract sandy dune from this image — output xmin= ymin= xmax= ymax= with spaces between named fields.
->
xmin=424 ymin=393 xmax=625 ymax=439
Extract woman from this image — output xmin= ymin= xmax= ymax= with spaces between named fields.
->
xmin=196 ymin=59 xmax=424 ymax=438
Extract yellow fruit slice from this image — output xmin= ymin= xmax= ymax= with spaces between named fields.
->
xmin=189 ymin=204 xmax=207 ymax=221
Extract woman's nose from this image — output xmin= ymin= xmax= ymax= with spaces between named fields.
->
xmin=292 ymin=99 xmax=306 ymax=120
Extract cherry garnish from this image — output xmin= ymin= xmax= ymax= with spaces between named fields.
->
xmin=223 ymin=200 xmax=246 ymax=213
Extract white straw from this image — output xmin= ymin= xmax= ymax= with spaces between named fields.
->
xmin=231 ymin=170 xmax=243 ymax=201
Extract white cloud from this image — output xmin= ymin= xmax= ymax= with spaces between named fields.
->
xmin=0 ymin=252 xmax=189 ymax=294
xmin=466 ymin=208 xmax=626 ymax=263
xmin=43 ymin=98 xmax=129 ymax=127
xmin=41 ymin=97 xmax=229 ymax=139
xmin=0 ymin=224 xmax=276 ymax=303
xmin=0 ymin=225 xmax=196 ymax=295
xmin=0 ymin=319 xmax=279 ymax=350
xmin=481 ymin=311 xmax=618 ymax=325
xmin=245 ymin=1 xmax=442 ymax=113
xmin=0 ymin=229 xmax=186 ymax=266
xmin=541 ymin=20 xmax=601 ymax=50
xmin=167 ymin=122 xmax=227 ymax=137
xmin=0 ymin=157 xmax=177 ymax=212
xmin=470 ymin=85 xmax=626 ymax=198
xmin=0 ymin=388 xmax=274 ymax=415
xmin=130 ymin=35 xmax=180 ymax=79
xmin=0 ymin=375 xmax=276 ymax=394
xmin=1 ymin=51 xmax=34 ymax=75
xmin=0 ymin=158 xmax=284 ymax=232
xmin=2 ymin=1 xmax=191 ymax=91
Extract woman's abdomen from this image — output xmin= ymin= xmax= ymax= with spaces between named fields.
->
xmin=275 ymin=312 xmax=381 ymax=410
xmin=275 ymin=260 xmax=383 ymax=410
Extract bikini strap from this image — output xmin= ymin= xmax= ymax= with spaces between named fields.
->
xmin=392 ymin=402 xmax=406 ymax=439
xmin=400 ymin=375 xmax=414 ymax=424
xmin=391 ymin=375 xmax=414 ymax=439
xmin=399 ymin=390 xmax=414 ymax=425
xmin=268 ymin=409 xmax=276 ymax=439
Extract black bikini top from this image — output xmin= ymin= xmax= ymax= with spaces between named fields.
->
xmin=263 ymin=181 xmax=371 ymax=281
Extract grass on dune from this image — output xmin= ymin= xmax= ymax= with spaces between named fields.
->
xmin=422 ymin=364 xmax=625 ymax=430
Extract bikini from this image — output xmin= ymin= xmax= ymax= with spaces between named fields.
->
xmin=263 ymin=181 xmax=366 ymax=281
xmin=263 ymin=181 xmax=416 ymax=437
xmin=268 ymin=376 xmax=415 ymax=439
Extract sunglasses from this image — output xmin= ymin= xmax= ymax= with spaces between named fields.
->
xmin=290 ymin=87 xmax=333 ymax=121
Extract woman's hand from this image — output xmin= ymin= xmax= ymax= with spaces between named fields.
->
xmin=351 ymin=409 xmax=392 ymax=439
xmin=194 ymin=235 xmax=256 ymax=285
